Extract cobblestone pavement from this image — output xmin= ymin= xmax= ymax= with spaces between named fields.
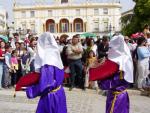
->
xmin=0 ymin=88 xmax=149 ymax=113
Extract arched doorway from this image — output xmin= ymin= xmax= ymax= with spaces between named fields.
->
xmin=61 ymin=0 xmax=68 ymax=4
xmin=46 ymin=19 xmax=55 ymax=33
xmin=59 ymin=19 xmax=69 ymax=33
xmin=73 ymin=18 xmax=83 ymax=32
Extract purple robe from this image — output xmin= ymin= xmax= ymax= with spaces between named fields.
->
xmin=26 ymin=65 xmax=67 ymax=113
xmin=98 ymin=73 xmax=129 ymax=113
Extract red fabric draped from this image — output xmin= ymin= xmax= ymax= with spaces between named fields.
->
xmin=89 ymin=59 xmax=119 ymax=81
xmin=15 ymin=72 xmax=40 ymax=91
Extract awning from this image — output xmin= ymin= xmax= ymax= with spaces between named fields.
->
xmin=80 ymin=32 xmax=96 ymax=38
xmin=0 ymin=35 xmax=8 ymax=43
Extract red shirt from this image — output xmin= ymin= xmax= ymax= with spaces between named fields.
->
xmin=0 ymin=48 xmax=5 ymax=62
xmin=0 ymin=49 xmax=3 ymax=57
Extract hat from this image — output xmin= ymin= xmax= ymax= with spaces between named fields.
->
xmin=108 ymin=35 xmax=133 ymax=83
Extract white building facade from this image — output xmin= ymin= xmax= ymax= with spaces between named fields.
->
xmin=13 ymin=0 xmax=121 ymax=38
xmin=0 ymin=7 xmax=7 ymax=34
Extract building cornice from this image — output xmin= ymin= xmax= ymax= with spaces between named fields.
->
xmin=122 ymin=9 xmax=134 ymax=15
xmin=14 ymin=14 xmax=121 ymax=20
xmin=13 ymin=3 xmax=121 ymax=11
xmin=121 ymin=9 xmax=134 ymax=17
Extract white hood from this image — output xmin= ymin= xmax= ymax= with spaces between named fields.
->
xmin=108 ymin=35 xmax=133 ymax=83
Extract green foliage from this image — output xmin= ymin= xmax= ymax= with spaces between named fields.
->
xmin=121 ymin=0 xmax=150 ymax=36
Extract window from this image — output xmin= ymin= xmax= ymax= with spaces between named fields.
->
xmin=104 ymin=22 xmax=108 ymax=31
xmin=30 ymin=11 xmax=35 ymax=17
xmin=0 ymin=20 xmax=5 ymax=26
xmin=76 ymin=9 xmax=80 ymax=16
xmin=21 ymin=11 xmax=26 ymax=18
xmin=94 ymin=9 xmax=99 ymax=15
xmin=62 ymin=10 xmax=66 ymax=15
xmin=75 ymin=23 xmax=82 ymax=32
xmin=61 ymin=0 xmax=68 ymax=4
xmin=61 ymin=23 xmax=68 ymax=32
xmin=48 ymin=10 xmax=52 ymax=16
xmin=0 ymin=15 xmax=4 ymax=19
xmin=94 ymin=22 xmax=99 ymax=31
xmin=103 ymin=8 xmax=108 ymax=15
xmin=31 ymin=24 xmax=35 ymax=33
xmin=22 ymin=24 xmax=26 ymax=29
xmin=48 ymin=24 xmax=55 ymax=33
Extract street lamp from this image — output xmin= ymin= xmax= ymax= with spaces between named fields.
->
xmin=6 ymin=26 xmax=11 ymax=38
xmin=108 ymin=24 xmax=115 ymax=38
xmin=109 ymin=24 xmax=115 ymax=32
xmin=7 ymin=22 xmax=15 ymax=38
xmin=16 ymin=27 xmax=25 ymax=40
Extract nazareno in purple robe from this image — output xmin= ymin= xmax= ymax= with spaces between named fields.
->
xmin=26 ymin=65 xmax=67 ymax=113
xmin=98 ymin=72 xmax=129 ymax=113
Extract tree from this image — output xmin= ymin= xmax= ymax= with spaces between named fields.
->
xmin=121 ymin=0 xmax=150 ymax=36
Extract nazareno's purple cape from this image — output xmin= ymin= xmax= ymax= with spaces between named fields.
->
xmin=26 ymin=65 xmax=67 ymax=113
xmin=98 ymin=72 xmax=130 ymax=113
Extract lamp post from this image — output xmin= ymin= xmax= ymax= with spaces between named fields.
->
xmin=6 ymin=26 xmax=10 ymax=38
xmin=16 ymin=27 xmax=25 ymax=40
xmin=85 ymin=0 xmax=88 ymax=32
xmin=108 ymin=24 xmax=115 ymax=38
xmin=7 ymin=22 xmax=15 ymax=38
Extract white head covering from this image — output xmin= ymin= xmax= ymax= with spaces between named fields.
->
xmin=108 ymin=35 xmax=133 ymax=83
xmin=34 ymin=32 xmax=64 ymax=71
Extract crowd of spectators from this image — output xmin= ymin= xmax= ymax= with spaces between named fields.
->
xmin=0 ymin=26 xmax=150 ymax=96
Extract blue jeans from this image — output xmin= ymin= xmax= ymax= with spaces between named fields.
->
xmin=30 ymin=60 xmax=35 ymax=72
xmin=0 ymin=62 xmax=4 ymax=88
xmin=3 ymin=64 xmax=11 ymax=87
xmin=69 ymin=59 xmax=83 ymax=88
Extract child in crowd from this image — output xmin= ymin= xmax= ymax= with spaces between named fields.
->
xmin=4 ymin=46 xmax=12 ymax=88
xmin=10 ymin=50 xmax=18 ymax=86
xmin=21 ymin=48 xmax=30 ymax=75
xmin=85 ymin=50 xmax=98 ymax=89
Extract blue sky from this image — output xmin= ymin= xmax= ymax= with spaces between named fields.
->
xmin=0 ymin=0 xmax=135 ymax=23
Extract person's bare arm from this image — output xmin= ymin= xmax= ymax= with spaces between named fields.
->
xmin=72 ymin=44 xmax=83 ymax=54
xmin=0 ymin=56 xmax=4 ymax=60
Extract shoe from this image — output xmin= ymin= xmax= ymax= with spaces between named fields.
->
xmin=4 ymin=87 xmax=9 ymax=89
xmin=69 ymin=87 xmax=72 ymax=91
xmin=82 ymin=88 xmax=86 ymax=91
xmin=81 ymin=87 xmax=86 ymax=91
xmin=8 ymin=86 xmax=12 ymax=89
xmin=69 ymin=86 xmax=73 ymax=91
xmin=139 ymin=88 xmax=144 ymax=92
xmin=141 ymin=91 xmax=149 ymax=96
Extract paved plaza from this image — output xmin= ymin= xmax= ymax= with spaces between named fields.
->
xmin=0 ymin=88 xmax=149 ymax=113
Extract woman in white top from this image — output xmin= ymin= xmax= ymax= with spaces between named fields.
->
xmin=136 ymin=37 xmax=150 ymax=89
xmin=27 ymin=38 xmax=37 ymax=72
